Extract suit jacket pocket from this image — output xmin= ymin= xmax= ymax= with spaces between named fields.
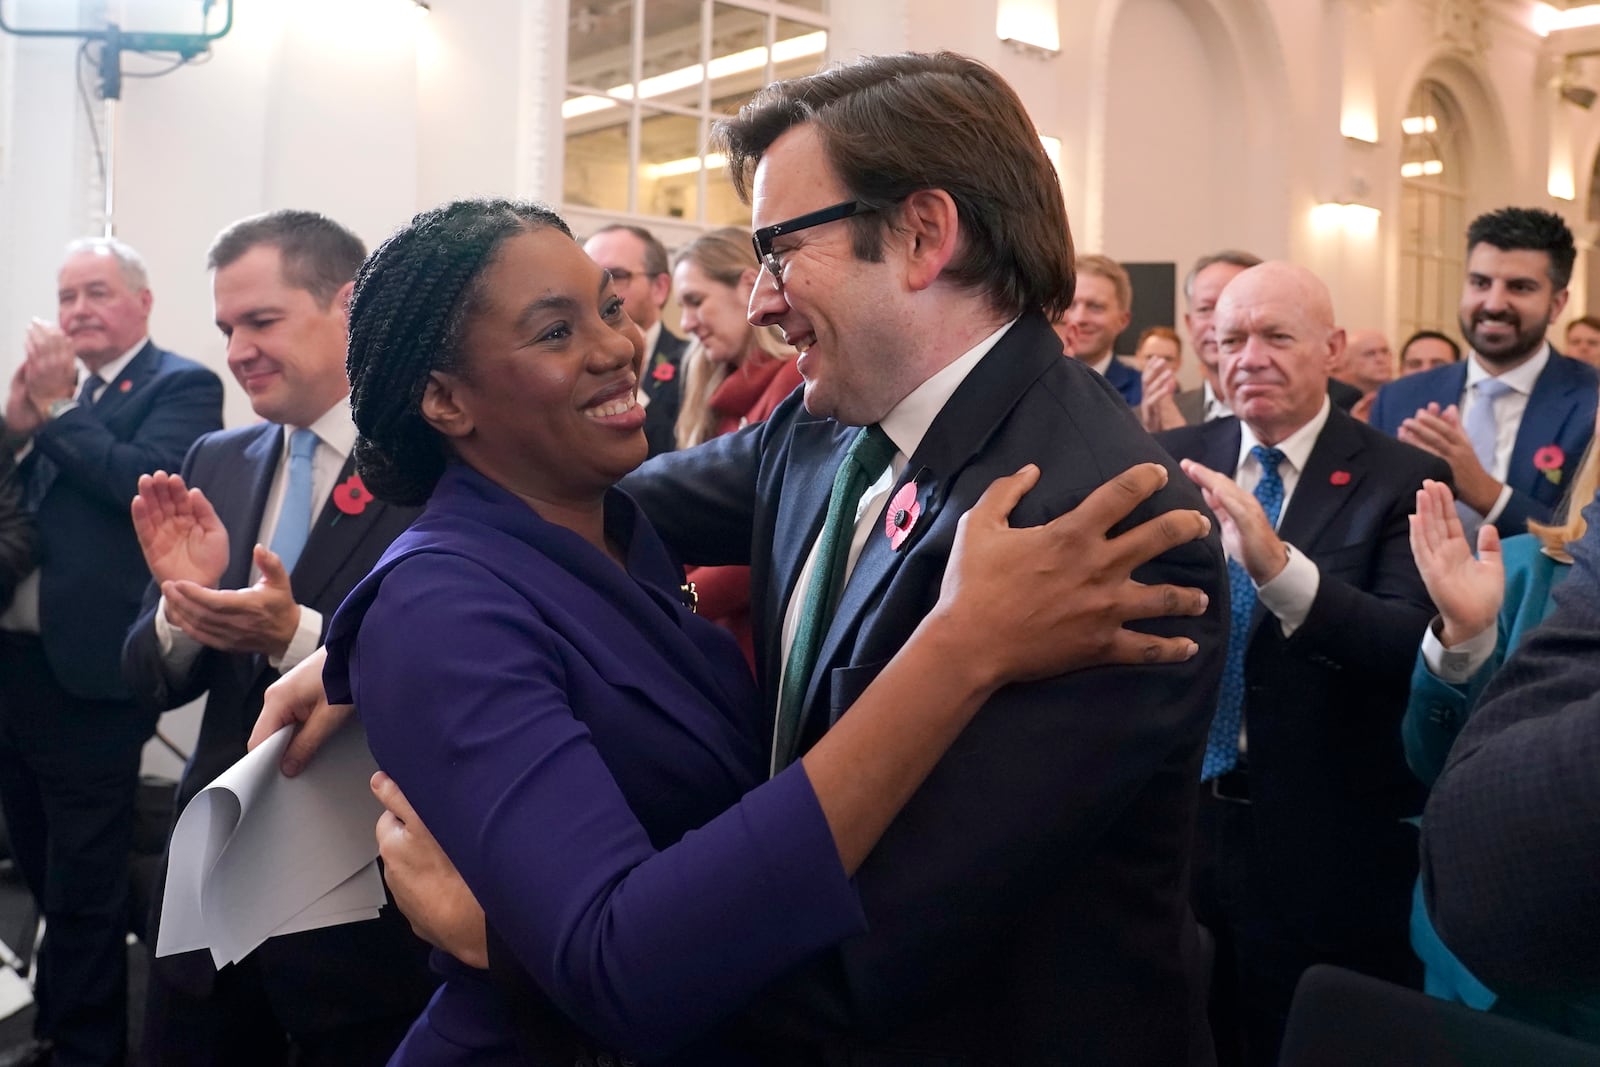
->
xmin=830 ymin=658 xmax=891 ymax=725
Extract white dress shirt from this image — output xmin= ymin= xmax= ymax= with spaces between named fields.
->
xmin=154 ymin=396 xmax=356 ymax=674
xmin=775 ymin=319 xmax=1018 ymax=749
xmin=1202 ymin=381 xmax=1233 ymax=422
xmin=637 ymin=320 xmax=663 ymax=411
xmin=1459 ymin=343 xmax=1550 ymax=526
xmin=1234 ymin=396 xmax=1332 ymax=639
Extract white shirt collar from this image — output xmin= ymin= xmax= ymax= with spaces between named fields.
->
xmin=642 ymin=319 xmax=663 ymax=359
xmin=1465 ymin=341 xmax=1550 ymax=397
xmin=86 ymin=335 xmax=149 ymax=389
xmin=879 ymin=318 xmax=1018 ymax=461
xmin=1203 ymin=380 xmax=1233 ymax=419
xmin=1237 ymin=395 xmax=1331 ymax=475
xmin=1085 ymin=351 xmax=1113 ymax=378
xmin=282 ymin=393 xmax=356 ymax=462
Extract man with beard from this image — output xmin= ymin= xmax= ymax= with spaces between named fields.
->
xmin=1371 ymin=208 xmax=1598 ymax=537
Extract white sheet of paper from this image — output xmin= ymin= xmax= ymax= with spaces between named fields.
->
xmin=156 ymin=723 xmax=390 ymax=967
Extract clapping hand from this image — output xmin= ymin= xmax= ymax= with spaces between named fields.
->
xmin=132 ymin=471 xmax=230 ymax=588
xmin=1399 ymin=403 xmax=1501 ymax=515
xmin=1179 ymin=459 xmax=1288 ymax=584
xmin=1408 ymin=478 xmax=1503 ymax=648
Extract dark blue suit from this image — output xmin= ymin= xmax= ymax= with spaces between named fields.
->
xmin=1157 ymin=409 xmax=1448 ymax=1064
xmin=1423 ymin=489 xmax=1600 ymax=1037
xmin=642 ymin=328 xmax=687 ymax=457
xmin=1104 ymin=353 xmax=1143 ymax=405
xmin=0 ymin=340 xmax=221 ymax=1066
xmin=624 ymin=311 xmax=1228 ymax=1064
xmin=121 ymin=421 xmax=435 ymax=1065
xmin=1369 ymin=351 xmax=1597 ymax=537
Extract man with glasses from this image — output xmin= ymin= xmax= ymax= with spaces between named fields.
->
xmin=620 ymin=51 xmax=1227 ymax=1063
xmin=263 ymin=52 xmax=1227 ymax=1065
xmin=583 ymin=224 xmax=686 ymax=456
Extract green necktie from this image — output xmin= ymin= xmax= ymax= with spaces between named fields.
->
xmin=771 ymin=424 xmax=897 ymax=776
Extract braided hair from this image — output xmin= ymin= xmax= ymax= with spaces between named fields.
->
xmin=346 ymin=199 xmax=572 ymax=506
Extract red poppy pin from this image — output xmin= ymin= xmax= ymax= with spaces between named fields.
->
xmin=332 ymin=473 xmax=372 ymax=516
xmin=118 ymin=379 xmax=132 ymax=393
xmin=884 ymin=481 xmax=922 ymax=550
xmin=1534 ymin=444 xmax=1565 ymax=485
xmin=1329 ymin=470 xmax=1351 ymax=486
xmin=652 ymin=362 xmax=676 ymax=382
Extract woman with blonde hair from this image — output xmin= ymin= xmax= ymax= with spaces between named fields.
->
xmin=672 ymin=226 xmax=801 ymax=449
xmin=1403 ymin=408 xmax=1600 ymax=1022
xmin=671 ymin=227 xmax=803 ymax=661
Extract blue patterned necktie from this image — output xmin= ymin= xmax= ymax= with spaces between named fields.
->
xmin=269 ymin=429 xmax=318 ymax=573
xmin=771 ymin=424 xmax=897 ymax=776
xmin=1201 ymin=444 xmax=1287 ymax=782
xmin=77 ymin=373 xmax=105 ymax=406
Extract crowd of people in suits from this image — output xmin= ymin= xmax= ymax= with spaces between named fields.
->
xmin=0 ymin=46 xmax=1598 ymax=1067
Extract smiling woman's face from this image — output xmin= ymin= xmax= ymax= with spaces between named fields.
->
xmin=430 ymin=227 xmax=648 ymax=508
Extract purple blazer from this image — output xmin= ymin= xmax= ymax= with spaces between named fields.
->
xmin=324 ymin=465 xmax=865 ymax=1064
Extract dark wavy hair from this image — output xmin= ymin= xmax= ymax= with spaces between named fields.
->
xmin=1466 ymin=207 xmax=1576 ymax=291
xmin=345 ymin=198 xmax=572 ymax=506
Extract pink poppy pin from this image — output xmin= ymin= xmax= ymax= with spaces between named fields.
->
xmin=332 ymin=473 xmax=373 ymax=516
xmin=652 ymin=362 xmax=676 ymax=382
xmin=118 ymin=379 xmax=132 ymax=393
xmin=1329 ymin=470 xmax=1351 ymax=487
xmin=1534 ymin=444 xmax=1565 ymax=485
xmin=884 ymin=481 xmax=922 ymax=550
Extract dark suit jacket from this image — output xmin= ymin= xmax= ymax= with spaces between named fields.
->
xmin=624 ymin=311 xmax=1228 ymax=1064
xmin=0 ymin=437 xmax=35 ymax=611
xmin=642 ymin=327 xmax=687 ymax=457
xmin=23 ymin=341 xmax=222 ymax=701
xmin=1104 ymin=353 xmax=1142 ymax=405
xmin=121 ymin=420 xmax=435 ymax=1036
xmin=1156 ymin=410 xmax=1447 ymax=950
xmin=1422 ymin=488 xmax=1600 ymax=997
xmin=1368 ymin=350 xmax=1598 ymax=537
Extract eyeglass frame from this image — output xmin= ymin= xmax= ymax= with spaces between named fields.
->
xmin=751 ymin=200 xmax=875 ymax=289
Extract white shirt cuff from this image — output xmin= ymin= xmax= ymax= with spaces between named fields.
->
xmin=1420 ymin=615 xmax=1497 ymax=684
xmin=154 ymin=594 xmax=205 ymax=674
xmin=270 ymin=605 xmax=321 ymax=671
xmin=1481 ymin=484 xmax=1513 ymax=526
xmin=1254 ymin=543 xmax=1320 ymax=638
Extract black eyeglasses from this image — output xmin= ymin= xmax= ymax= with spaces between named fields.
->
xmin=604 ymin=268 xmax=655 ymax=284
xmin=751 ymin=200 xmax=874 ymax=288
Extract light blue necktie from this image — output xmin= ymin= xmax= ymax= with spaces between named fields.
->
xmin=269 ymin=428 xmax=318 ymax=573
xmin=1202 ymin=445 xmax=1286 ymax=782
xmin=1464 ymin=378 xmax=1512 ymax=473
xmin=1458 ymin=378 xmax=1511 ymax=526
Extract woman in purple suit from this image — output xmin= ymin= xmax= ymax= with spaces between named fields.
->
xmin=313 ymin=198 xmax=1209 ymax=1065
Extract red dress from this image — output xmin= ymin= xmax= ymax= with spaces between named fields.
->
xmin=688 ymin=353 xmax=804 ymax=668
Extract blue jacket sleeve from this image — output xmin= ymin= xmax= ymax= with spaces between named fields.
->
xmin=31 ymin=363 xmax=223 ymax=512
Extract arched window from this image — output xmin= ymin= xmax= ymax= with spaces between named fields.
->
xmin=563 ymin=0 xmax=828 ymax=228
xmin=1397 ymin=80 xmax=1469 ymax=341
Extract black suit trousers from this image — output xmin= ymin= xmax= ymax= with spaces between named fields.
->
xmin=0 ymin=633 xmax=155 ymax=1067
xmin=1193 ymin=787 xmax=1420 ymax=1067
